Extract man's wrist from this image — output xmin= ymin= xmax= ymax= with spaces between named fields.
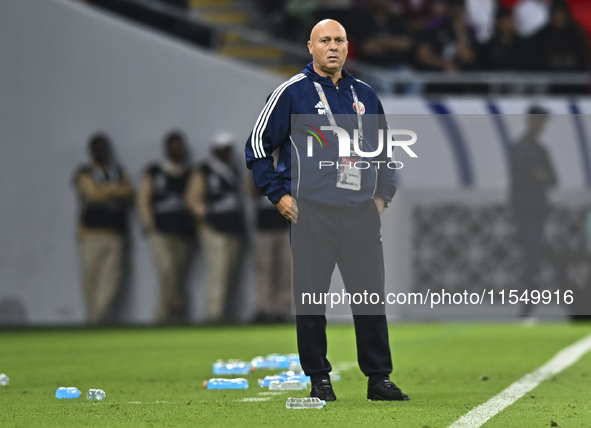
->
xmin=374 ymin=196 xmax=391 ymax=208
xmin=271 ymin=190 xmax=289 ymax=205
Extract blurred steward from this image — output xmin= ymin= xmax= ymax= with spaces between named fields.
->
xmin=185 ymin=131 xmax=246 ymax=322
xmin=137 ymin=131 xmax=195 ymax=324
xmin=510 ymin=106 xmax=557 ymax=317
xmin=249 ymin=152 xmax=292 ymax=324
xmin=73 ymin=133 xmax=133 ymax=324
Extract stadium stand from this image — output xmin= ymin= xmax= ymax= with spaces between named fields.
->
xmin=81 ymin=0 xmax=591 ymax=95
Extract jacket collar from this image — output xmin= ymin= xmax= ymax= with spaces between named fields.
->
xmin=303 ymin=62 xmax=355 ymax=88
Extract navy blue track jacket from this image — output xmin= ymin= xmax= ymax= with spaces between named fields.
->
xmin=245 ymin=63 xmax=396 ymax=207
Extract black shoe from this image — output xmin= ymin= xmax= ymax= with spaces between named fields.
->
xmin=367 ymin=380 xmax=409 ymax=401
xmin=310 ymin=379 xmax=337 ymax=402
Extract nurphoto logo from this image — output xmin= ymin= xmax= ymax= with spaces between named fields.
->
xmin=303 ymin=125 xmax=418 ymax=170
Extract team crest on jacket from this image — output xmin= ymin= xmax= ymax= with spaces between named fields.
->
xmin=353 ymin=101 xmax=366 ymax=115
xmin=315 ymin=101 xmax=325 ymax=115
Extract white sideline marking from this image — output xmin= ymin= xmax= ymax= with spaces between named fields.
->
xmin=449 ymin=333 xmax=591 ymax=428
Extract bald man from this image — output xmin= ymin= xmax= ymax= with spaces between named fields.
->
xmin=245 ymin=20 xmax=408 ymax=402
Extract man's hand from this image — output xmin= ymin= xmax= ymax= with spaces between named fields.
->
xmin=277 ymin=194 xmax=298 ymax=223
xmin=373 ymin=196 xmax=386 ymax=217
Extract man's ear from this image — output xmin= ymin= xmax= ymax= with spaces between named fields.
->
xmin=307 ymin=40 xmax=313 ymax=55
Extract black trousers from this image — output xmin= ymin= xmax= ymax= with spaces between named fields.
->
xmin=291 ymin=199 xmax=393 ymax=385
xmin=514 ymin=211 xmax=546 ymax=290
xmin=514 ymin=210 xmax=546 ymax=315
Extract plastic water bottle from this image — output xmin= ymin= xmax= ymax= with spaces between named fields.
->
xmin=56 ymin=387 xmax=81 ymax=399
xmin=86 ymin=389 xmax=106 ymax=400
xmin=0 ymin=374 xmax=9 ymax=386
xmin=330 ymin=373 xmax=341 ymax=382
xmin=250 ymin=354 xmax=278 ymax=369
xmin=258 ymin=375 xmax=284 ymax=387
xmin=250 ymin=356 xmax=265 ymax=369
xmin=212 ymin=360 xmax=252 ymax=375
xmin=275 ymin=354 xmax=300 ymax=369
xmin=289 ymin=360 xmax=302 ymax=372
xmin=269 ymin=380 xmax=308 ymax=390
xmin=251 ymin=354 xmax=300 ymax=370
xmin=286 ymin=397 xmax=326 ymax=409
xmin=203 ymin=378 xmax=249 ymax=389
xmin=258 ymin=371 xmax=310 ymax=387
xmin=281 ymin=371 xmax=310 ymax=383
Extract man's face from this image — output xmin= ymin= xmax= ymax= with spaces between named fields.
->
xmin=92 ymin=139 xmax=111 ymax=164
xmin=166 ymin=137 xmax=187 ymax=163
xmin=307 ymin=21 xmax=348 ymax=75
xmin=496 ymin=15 xmax=514 ymax=35
xmin=213 ymin=146 xmax=232 ymax=164
xmin=551 ymin=8 xmax=568 ymax=29
xmin=449 ymin=5 xmax=466 ymax=22
xmin=529 ymin=115 xmax=548 ymax=136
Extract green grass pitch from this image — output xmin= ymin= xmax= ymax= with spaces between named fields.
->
xmin=1 ymin=322 xmax=591 ymax=427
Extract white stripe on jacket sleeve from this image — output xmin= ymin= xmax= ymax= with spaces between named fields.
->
xmin=251 ymin=73 xmax=306 ymax=159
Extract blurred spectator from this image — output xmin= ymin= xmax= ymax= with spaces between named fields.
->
xmin=465 ymin=0 xmax=496 ymax=42
xmin=73 ymin=134 xmax=133 ymax=324
xmin=514 ymin=0 xmax=550 ymax=37
xmin=137 ymin=131 xmax=195 ymax=324
xmin=415 ymin=0 xmax=479 ymax=72
xmin=185 ymin=132 xmax=246 ymax=322
xmin=249 ymin=154 xmax=292 ymax=324
xmin=533 ymin=0 xmax=591 ymax=72
xmin=480 ymin=7 xmax=531 ymax=70
xmin=354 ymin=0 xmax=418 ymax=94
xmin=391 ymin=0 xmax=440 ymax=33
xmin=510 ymin=107 xmax=557 ymax=317
xmin=565 ymin=0 xmax=591 ymax=47
xmin=272 ymin=0 xmax=354 ymax=42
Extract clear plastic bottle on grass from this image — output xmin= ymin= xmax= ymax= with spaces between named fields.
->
xmin=285 ymin=397 xmax=326 ymax=409
xmin=283 ymin=371 xmax=310 ymax=383
xmin=269 ymin=380 xmax=307 ymax=390
xmin=258 ymin=375 xmax=283 ymax=387
xmin=275 ymin=354 xmax=300 ymax=369
xmin=0 ymin=374 xmax=9 ymax=386
xmin=86 ymin=389 xmax=106 ymax=400
xmin=213 ymin=360 xmax=252 ymax=375
xmin=258 ymin=372 xmax=310 ymax=387
xmin=251 ymin=354 xmax=300 ymax=370
xmin=56 ymin=387 xmax=81 ymax=399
